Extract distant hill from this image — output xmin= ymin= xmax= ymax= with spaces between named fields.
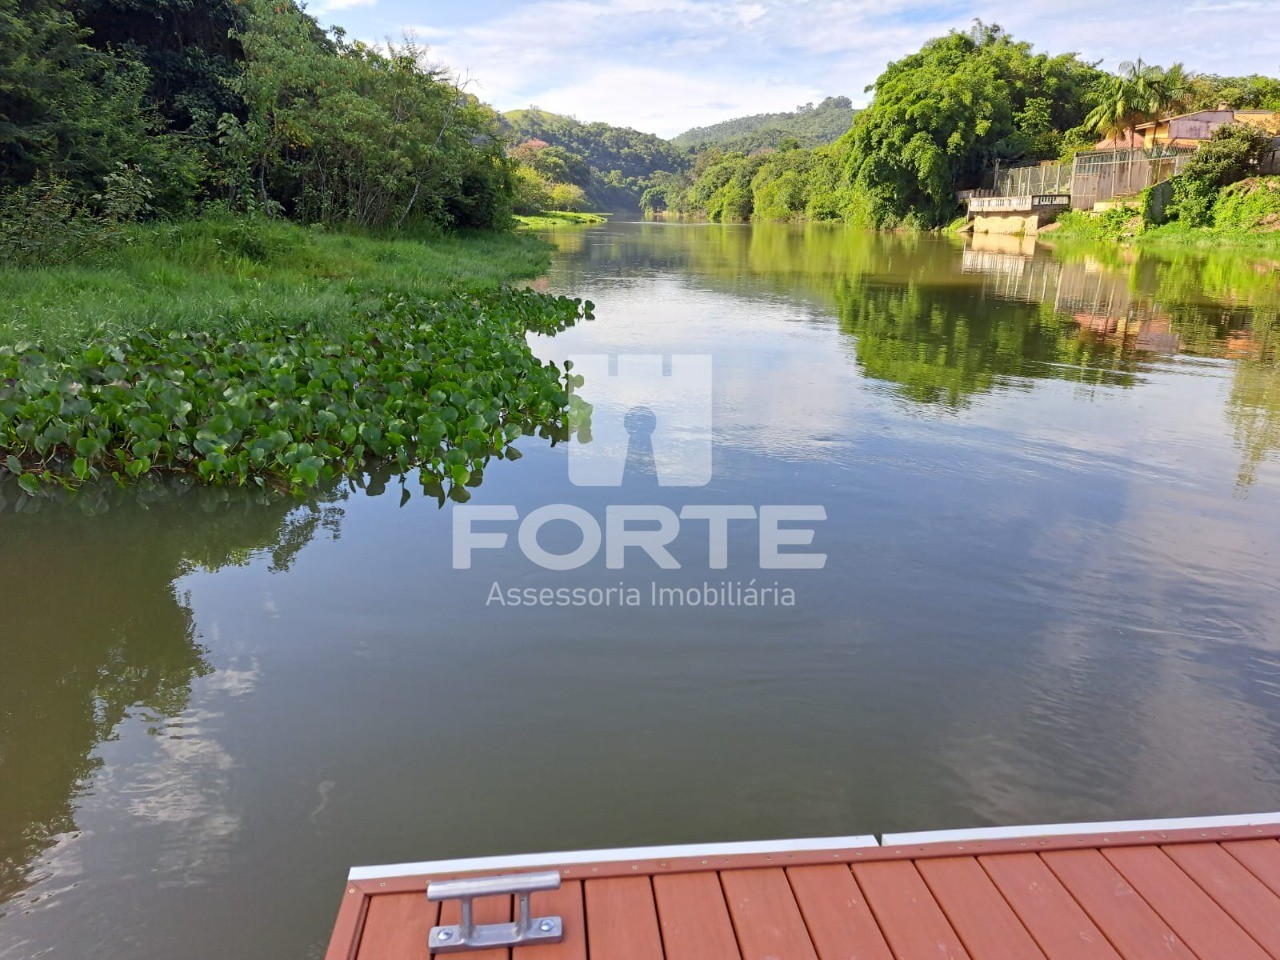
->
xmin=501 ymin=108 xmax=687 ymax=211
xmin=671 ymin=96 xmax=858 ymax=154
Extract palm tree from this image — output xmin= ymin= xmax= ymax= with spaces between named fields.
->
xmin=1160 ymin=63 xmax=1193 ymax=113
xmin=1086 ymin=59 xmax=1186 ymax=142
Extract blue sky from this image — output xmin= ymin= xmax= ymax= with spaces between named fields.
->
xmin=308 ymin=0 xmax=1279 ymax=138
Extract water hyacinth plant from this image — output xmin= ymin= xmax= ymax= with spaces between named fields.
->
xmin=0 ymin=289 xmax=593 ymax=498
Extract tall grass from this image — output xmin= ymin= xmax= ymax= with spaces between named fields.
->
xmin=0 ymin=215 xmax=554 ymax=347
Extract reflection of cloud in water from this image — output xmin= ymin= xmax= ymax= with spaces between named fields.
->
xmin=932 ymin=471 xmax=1280 ymax=828
xmin=534 ymin=277 xmax=868 ymax=464
xmin=124 ymin=711 xmax=240 ymax=885
xmin=14 ymin=658 xmax=258 ymax=902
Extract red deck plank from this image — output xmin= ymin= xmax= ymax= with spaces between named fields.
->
xmin=653 ymin=871 xmax=741 ymax=960
xmin=439 ymin=893 xmax=512 ymax=960
xmin=1102 ymin=846 xmax=1270 ymax=960
xmin=1161 ymin=843 xmax=1280 ymax=958
xmin=1224 ymin=840 xmax=1280 ymax=897
xmin=584 ymin=877 xmax=664 ymax=960
xmin=787 ymin=864 xmax=894 ymax=960
xmin=720 ymin=867 xmax=819 ymax=960
xmin=515 ymin=880 xmax=588 ymax=960
xmin=1042 ymin=849 xmax=1198 ymax=960
xmin=918 ymin=856 xmax=1048 ymax=960
xmin=979 ymin=853 xmax=1123 ymax=960
xmin=354 ymin=892 xmax=438 ymax=960
xmin=852 ymin=860 xmax=970 ymax=960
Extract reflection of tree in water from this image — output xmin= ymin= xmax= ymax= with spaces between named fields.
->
xmin=833 ymin=277 xmax=1140 ymax=406
xmin=1226 ymin=317 xmax=1280 ymax=489
xmin=0 ymin=481 xmax=345 ymax=904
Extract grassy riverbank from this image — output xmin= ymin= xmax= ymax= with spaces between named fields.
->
xmin=0 ymin=217 xmax=592 ymax=496
xmin=1048 ymin=210 xmax=1280 ymax=253
xmin=0 ymin=216 xmax=558 ymax=348
xmin=514 ymin=211 xmax=609 ymax=229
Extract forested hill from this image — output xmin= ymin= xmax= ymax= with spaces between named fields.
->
xmin=671 ymin=97 xmax=858 ymax=153
xmin=501 ymin=108 xmax=686 ymax=211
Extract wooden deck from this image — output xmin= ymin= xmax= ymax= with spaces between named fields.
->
xmin=327 ymin=813 xmax=1280 ymax=960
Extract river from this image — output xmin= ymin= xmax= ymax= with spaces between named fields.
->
xmin=2 ymin=222 xmax=1279 ymax=958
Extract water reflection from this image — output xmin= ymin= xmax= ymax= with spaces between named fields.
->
xmin=538 ymin=222 xmax=1280 ymax=482
xmin=0 ymin=481 xmax=344 ymax=904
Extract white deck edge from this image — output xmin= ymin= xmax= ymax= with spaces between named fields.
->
xmin=348 ymin=834 xmax=879 ymax=881
xmin=349 ymin=812 xmax=1280 ymax=881
xmin=882 ymin=811 xmax=1280 ymax=847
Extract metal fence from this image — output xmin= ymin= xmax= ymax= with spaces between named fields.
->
xmin=995 ymin=163 xmax=1073 ymax=197
xmin=1067 ymin=146 xmax=1194 ymax=209
xmin=989 ymin=146 xmax=1195 ymax=211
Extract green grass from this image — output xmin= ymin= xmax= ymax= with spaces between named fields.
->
xmin=0 ymin=215 xmax=556 ymax=348
xmin=1050 ymin=191 xmax=1280 ymax=253
xmin=515 ymin=210 xmax=609 ymax=229
xmin=1135 ymin=221 xmax=1280 ymax=251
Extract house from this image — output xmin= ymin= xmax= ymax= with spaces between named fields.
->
xmin=1135 ymin=106 xmax=1277 ymax=149
xmin=1093 ymin=131 xmax=1144 ymax=151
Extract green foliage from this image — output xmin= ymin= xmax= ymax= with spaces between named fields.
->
xmin=502 ymin=108 xmax=685 ymax=211
xmin=1184 ymin=74 xmax=1280 ymax=111
xmin=69 ymin=0 xmax=247 ymax=135
xmin=0 ymin=0 xmax=191 ymax=196
xmin=0 ymin=288 xmax=591 ymax=495
xmin=506 ymin=138 xmax=593 ymax=214
xmin=511 ymin=165 xmax=553 ymax=215
xmin=671 ymin=96 xmax=858 ymax=154
xmin=0 ymin=215 xmax=555 ymax=346
xmin=0 ymin=164 xmax=154 ymax=266
xmin=835 ymin=22 xmax=1101 ymax=228
xmin=514 ymin=211 xmax=606 ymax=229
xmin=1213 ymin=177 xmax=1280 ymax=232
xmin=1167 ymin=123 xmax=1275 ymax=225
xmin=219 ymin=4 xmax=513 ymax=230
xmin=548 ymin=182 xmax=589 ymax=212
xmin=1085 ymin=58 xmax=1184 ymax=138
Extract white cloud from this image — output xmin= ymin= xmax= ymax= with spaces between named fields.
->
xmin=312 ymin=0 xmax=379 ymax=11
xmin=316 ymin=0 xmax=1280 ymax=138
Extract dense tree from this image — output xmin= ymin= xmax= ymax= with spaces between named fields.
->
xmin=69 ymin=0 xmax=246 ymax=134
xmin=218 ymin=1 xmax=513 ymax=229
xmin=1085 ymin=58 xmax=1183 ymax=139
xmin=671 ymin=96 xmax=858 ymax=154
xmin=833 ymin=22 xmax=1102 ymax=227
xmin=0 ymin=0 xmax=176 ymax=189
xmin=501 ymin=108 xmax=685 ymax=210
xmin=1186 ymin=74 xmax=1280 ymax=111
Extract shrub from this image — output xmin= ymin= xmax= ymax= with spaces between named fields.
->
xmin=1168 ymin=123 xmax=1274 ymax=225
xmin=547 ymin=182 xmax=589 ymax=212
xmin=512 ymin=166 xmax=553 ymax=215
xmin=1214 ymin=177 xmax=1280 ymax=232
xmin=0 ymin=165 xmax=153 ymax=266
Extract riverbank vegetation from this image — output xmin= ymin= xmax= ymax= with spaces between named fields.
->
xmin=640 ymin=22 xmax=1279 ymax=231
xmin=0 ymin=0 xmax=592 ymax=495
xmin=671 ymin=97 xmax=858 ymax=155
xmin=1051 ymin=123 xmax=1280 ymax=248
xmin=503 ymin=108 xmax=684 ymax=212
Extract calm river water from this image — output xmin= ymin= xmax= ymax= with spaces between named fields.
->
xmin=3 ymin=223 xmax=1280 ymax=958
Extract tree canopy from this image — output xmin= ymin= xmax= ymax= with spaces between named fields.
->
xmin=834 ymin=22 xmax=1102 ymax=227
xmin=671 ymin=96 xmax=858 ymax=154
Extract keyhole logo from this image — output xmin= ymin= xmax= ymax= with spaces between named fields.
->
xmin=568 ymin=354 xmax=713 ymax=487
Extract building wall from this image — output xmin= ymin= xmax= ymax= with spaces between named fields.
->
xmin=971 ymin=212 xmax=1044 ymax=235
xmin=1143 ymin=110 xmax=1276 ymax=148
